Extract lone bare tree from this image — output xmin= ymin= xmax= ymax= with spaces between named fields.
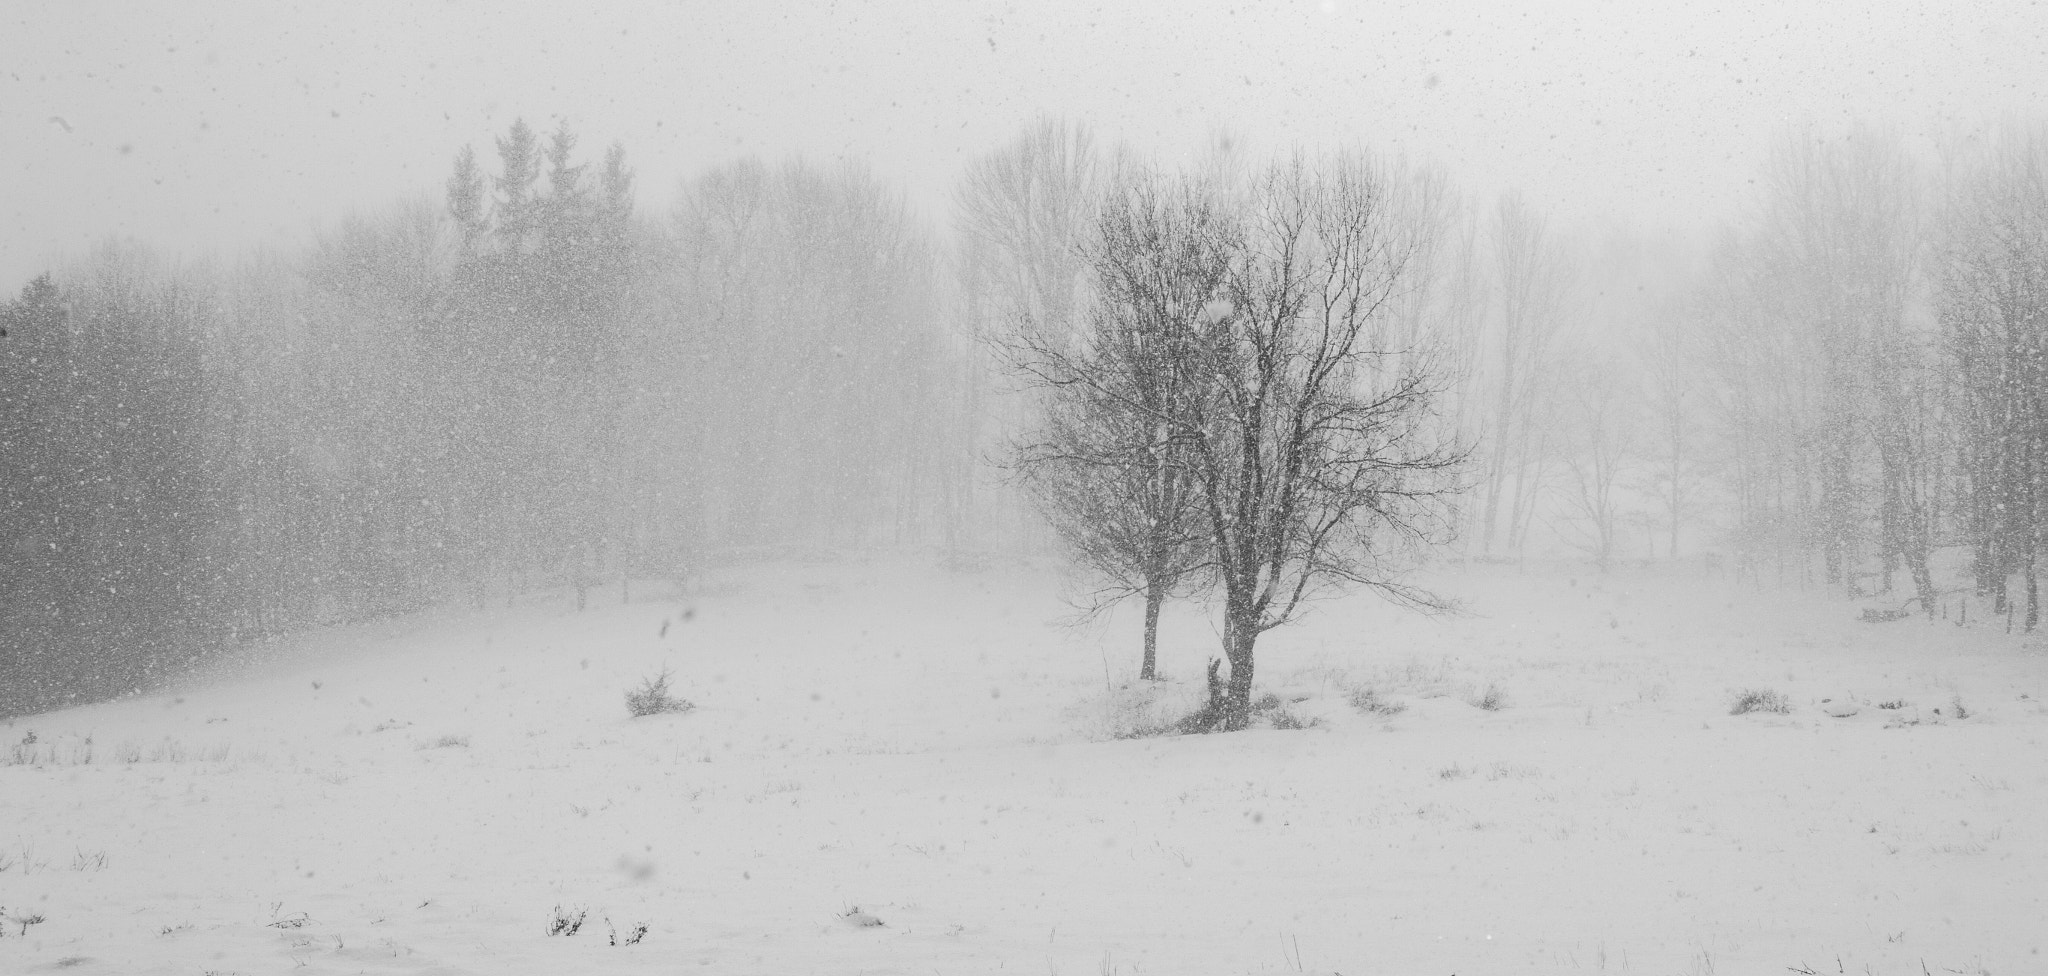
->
xmin=1010 ymin=153 xmax=1467 ymax=729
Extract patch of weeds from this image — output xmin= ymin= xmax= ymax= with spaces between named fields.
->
xmin=1249 ymin=691 xmax=1320 ymax=730
xmin=1119 ymin=660 xmax=1228 ymax=737
xmin=1949 ymin=694 xmax=1971 ymax=720
xmin=159 ymin=922 xmax=193 ymax=936
xmin=1438 ymin=763 xmax=1470 ymax=780
xmin=1729 ymin=689 xmax=1791 ymax=715
xmin=608 ymin=918 xmax=648 ymax=946
xmin=417 ymin=734 xmax=469 ymax=750
xmin=6 ymin=731 xmax=48 ymax=767
xmin=1347 ymin=686 xmax=1407 ymax=717
xmin=1158 ymin=703 xmax=1224 ymax=736
xmin=1877 ymin=699 xmax=1907 ymax=710
xmin=1486 ymin=761 xmax=1541 ymax=781
xmin=371 ymin=720 xmax=412 ymax=733
xmin=266 ymin=912 xmax=310 ymax=929
xmin=1266 ymin=706 xmax=1321 ymax=731
xmin=69 ymin=849 xmax=107 ymax=871
xmin=9 ymin=843 xmax=48 ymax=875
xmin=838 ymin=906 xmax=885 ymax=928
xmin=626 ymin=668 xmax=693 ymax=718
xmin=1470 ymin=684 xmax=1507 ymax=711
xmin=546 ymin=905 xmax=587 ymax=937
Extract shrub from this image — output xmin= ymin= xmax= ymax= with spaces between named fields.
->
xmin=1949 ymin=694 xmax=1970 ymax=720
xmin=8 ymin=910 xmax=47 ymax=937
xmin=547 ymin=905 xmax=587 ymax=937
xmin=1471 ymin=684 xmax=1506 ymax=711
xmin=609 ymin=919 xmax=648 ymax=946
xmin=1729 ymin=688 xmax=1791 ymax=715
xmin=626 ymin=668 xmax=693 ymax=718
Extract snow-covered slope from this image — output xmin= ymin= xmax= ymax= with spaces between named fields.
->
xmin=3 ymin=557 xmax=2044 ymax=975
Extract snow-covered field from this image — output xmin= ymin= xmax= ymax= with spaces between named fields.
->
xmin=3 ymin=556 xmax=2044 ymax=975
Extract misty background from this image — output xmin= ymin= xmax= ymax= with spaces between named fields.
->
xmin=5 ymin=1 xmax=2048 ymax=715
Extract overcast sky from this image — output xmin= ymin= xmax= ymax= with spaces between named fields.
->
xmin=2 ymin=0 xmax=2042 ymax=289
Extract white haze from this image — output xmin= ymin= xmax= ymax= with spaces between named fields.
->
xmin=3 ymin=0 xmax=2042 ymax=286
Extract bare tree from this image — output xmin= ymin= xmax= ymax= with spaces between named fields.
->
xmin=1476 ymin=192 xmax=1574 ymax=556
xmin=1552 ymin=353 xmax=1638 ymax=571
xmin=1010 ymin=154 xmax=1467 ymax=730
xmin=1637 ymin=302 xmax=1708 ymax=560
xmin=1011 ymin=175 xmax=1227 ymax=679
xmin=1757 ymin=131 xmax=1934 ymax=605
xmin=1938 ymin=126 xmax=2048 ymax=627
xmin=954 ymin=118 xmax=1115 ymax=551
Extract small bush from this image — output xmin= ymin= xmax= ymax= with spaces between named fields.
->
xmin=1471 ymin=684 xmax=1506 ymax=711
xmin=9 ymin=910 xmax=48 ymax=937
xmin=1347 ymin=686 xmax=1407 ymax=717
xmin=1949 ymin=694 xmax=1970 ymax=720
xmin=609 ymin=919 xmax=648 ymax=946
xmin=1730 ymin=688 xmax=1791 ymax=715
xmin=547 ymin=905 xmax=587 ymax=937
xmin=626 ymin=668 xmax=693 ymax=718
xmin=1877 ymin=699 xmax=1907 ymax=710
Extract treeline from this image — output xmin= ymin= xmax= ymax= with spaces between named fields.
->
xmin=1430 ymin=127 xmax=2048 ymax=629
xmin=1 ymin=119 xmax=972 ymax=714
xmin=10 ymin=117 xmax=2048 ymax=713
xmin=954 ymin=120 xmax=2048 ymax=643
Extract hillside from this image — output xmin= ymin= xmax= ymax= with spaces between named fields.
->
xmin=3 ymin=557 xmax=2044 ymax=975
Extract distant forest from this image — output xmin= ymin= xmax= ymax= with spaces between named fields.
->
xmin=7 ymin=118 xmax=2048 ymax=713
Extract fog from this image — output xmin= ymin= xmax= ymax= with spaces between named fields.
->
xmin=7 ymin=0 xmax=2040 ymax=286
xmin=10 ymin=8 xmax=2048 ymax=971
xmin=5 ymin=0 xmax=2048 ymax=705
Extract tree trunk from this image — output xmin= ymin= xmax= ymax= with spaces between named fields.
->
xmin=2028 ymin=554 xmax=2039 ymax=633
xmin=1220 ymin=603 xmax=1256 ymax=731
xmin=1140 ymin=576 xmax=1164 ymax=680
xmin=1975 ymin=536 xmax=2000 ymax=600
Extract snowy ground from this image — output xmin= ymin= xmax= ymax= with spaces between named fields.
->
xmin=3 ymin=556 xmax=2045 ymax=975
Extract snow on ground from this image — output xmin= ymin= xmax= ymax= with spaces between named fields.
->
xmin=3 ymin=555 xmax=2045 ymax=975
